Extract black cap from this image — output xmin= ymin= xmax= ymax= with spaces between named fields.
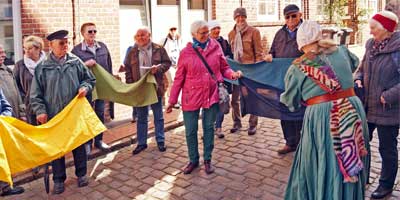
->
xmin=283 ymin=4 xmax=300 ymax=16
xmin=46 ymin=30 xmax=68 ymax=41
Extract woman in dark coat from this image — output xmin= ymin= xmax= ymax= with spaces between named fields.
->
xmin=14 ymin=35 xmax=46 ymax=125
xmin=355 ymin=11 xmax=399 ymax=199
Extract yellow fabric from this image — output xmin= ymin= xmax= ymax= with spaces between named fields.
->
xmin=0 ymin=96 xmax=106 ymax=185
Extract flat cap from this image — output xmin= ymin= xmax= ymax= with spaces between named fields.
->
xmin=284 ymin=4 xmax=300 ymax=16
xmin=233 ymin=7 xmax=247 ymax=19
xmin=46 ymin=30 xmax=68 ymax=41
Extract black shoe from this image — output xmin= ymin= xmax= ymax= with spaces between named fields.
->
xmin=230 ymin=125 xmax=242 ymax=133
xmin=157 ymin=142 xmax=167 ymax=152
xmin=94 ymin=141 xmax=110 ymax=151
xmin=132 ymin=144 xmax=147 ymax=155
xmin=204 ymin=160 xmax=215 ymax=174
xmin=77 ymin=175 xmax=89 ymax=187
xmin=248 ymin=126 xmax=257 ymax=135
xmin=1 ymin=186 xmax=24 ymax=196
xmin=53 ymin=182 xmax=64 ymax=195
xmin=371 ymin=185 xmax=393 ymax=199
xmin=183 ymin=162 xmax=199 ymax=174
xmin=85 ymin=144 xmax=91 ymax=156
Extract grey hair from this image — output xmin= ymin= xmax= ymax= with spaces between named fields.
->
xmin=369 ymin=18 xmax=386 ymax=31
xmin=135 ymin=26 xmax=151 ymax=36
xmin=190 ymin=20 xmax=208 ymax=35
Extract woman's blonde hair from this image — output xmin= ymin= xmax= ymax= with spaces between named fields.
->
xmin=23 ymin=35 xmax=44 ymax=50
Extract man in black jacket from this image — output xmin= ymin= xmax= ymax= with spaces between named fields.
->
xmin=267 ymin=4 xmax=304 ymax=154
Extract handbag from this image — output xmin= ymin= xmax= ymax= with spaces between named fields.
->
xmin=193 ymin=47 xmax=230 ymax=114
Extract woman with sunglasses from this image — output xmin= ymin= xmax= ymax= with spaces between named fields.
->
xmin=72 ymin=22 xmax=113 ymax=154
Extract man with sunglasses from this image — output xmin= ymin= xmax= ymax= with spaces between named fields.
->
xmin=30 ymin=30 xmax=96 ymax=194
xmin=228 ymin=7 xmax=264 ymax=136
xmin=72 ymin=22 xmax=113 ymax=154
xmin=268 ymin=4 xmax=304 ymax=155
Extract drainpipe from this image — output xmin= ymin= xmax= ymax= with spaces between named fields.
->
xmin=240 ymin=0 xmax=242 ymax=7
xmin=72 ymin=0 xmax=77 ymax=45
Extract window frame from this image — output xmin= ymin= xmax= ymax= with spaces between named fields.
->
xmin=257 ymin=0 xmax=279 ymax=22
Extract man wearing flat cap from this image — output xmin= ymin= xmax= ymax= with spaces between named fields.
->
xmin=30 ymin=30 xmax=96 ymax=194
xmin=228 ymin=7 xmax=264 ymax=136
xmin=268 ymin=4 xmax=305 ymax=155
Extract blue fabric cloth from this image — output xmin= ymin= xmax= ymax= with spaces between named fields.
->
xmin=226 ymin=58 xmax=305 ymax=121
xmin=136 ymin=97 xmax=164 ymax=145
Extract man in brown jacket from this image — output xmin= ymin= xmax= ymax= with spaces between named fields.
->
xmin=228 ymin=7 xmax=264 ymax=135
xmin=124 ymin=27 xmax=171 ymax=155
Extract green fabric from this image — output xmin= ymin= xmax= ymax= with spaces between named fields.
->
xmin=91 ymin=64 xmax=158 ymax=107
xmin=183 ymin=103 xmax=218 ymax=163
xmin=281 ymin=47 xmax=370 ymax=200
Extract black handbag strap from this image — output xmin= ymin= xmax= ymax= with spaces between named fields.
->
xmin=192 ymin=46 xmax=217 ymax=81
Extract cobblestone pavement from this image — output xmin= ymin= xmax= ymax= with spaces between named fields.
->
xmin=4 ymin=115 xmax=400 ymax=200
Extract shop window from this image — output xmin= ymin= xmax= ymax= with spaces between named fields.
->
xmin=157 ymin=0 xmax=179 ymax=5
xmin=0 ymin=0 xmax=14 ymax=64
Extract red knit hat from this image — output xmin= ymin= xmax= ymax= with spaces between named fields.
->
xmin=372 ymin=11 xmax=398 ymax=32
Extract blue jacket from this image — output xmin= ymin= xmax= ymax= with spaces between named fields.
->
xmin=0 ymin=89 xmax=12 ymax=116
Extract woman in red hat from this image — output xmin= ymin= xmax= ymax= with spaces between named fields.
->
xmin=355 ymin=10 xmax=399 ymax=199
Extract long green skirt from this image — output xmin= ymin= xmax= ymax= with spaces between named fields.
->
xmin=284 ymin=96 xmax=370 ymax=200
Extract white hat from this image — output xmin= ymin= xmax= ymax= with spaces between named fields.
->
xmin=297 ymin=21 xmax=323 ymax=51
xmin=208 ymin=20 xmax=221 ymax=30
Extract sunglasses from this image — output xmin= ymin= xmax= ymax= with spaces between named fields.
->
xmin=88 ymin=30 xmax=97 ymax=34
xmin=285 ymin=14 xmax=298 ymax=20
xmin=58 ymin=40 xmax=70 ymax=46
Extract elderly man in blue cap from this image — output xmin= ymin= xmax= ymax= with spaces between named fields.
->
xmin=267 ymin=4 xmax=304 ymax=154
xmin=30 ymin=30 xmax=96 ymax=194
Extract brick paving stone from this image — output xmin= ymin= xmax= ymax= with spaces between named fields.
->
xmin=6 ymin=108 xmax=400 ymax=200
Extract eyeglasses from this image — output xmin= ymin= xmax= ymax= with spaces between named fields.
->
xmin=88 ymin=30 xmax=97 ymax=34
xmin=285 ymin=14 xmax=298 ymax=20
xmin=197 ymin=31 xmax=209 ymax=36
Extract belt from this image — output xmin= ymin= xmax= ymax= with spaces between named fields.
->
xmin=306 ymin=88 xmax=356 ymax=106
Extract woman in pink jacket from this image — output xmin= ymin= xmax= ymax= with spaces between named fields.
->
xmin=167 ymin=20 xmax=242 ymax=175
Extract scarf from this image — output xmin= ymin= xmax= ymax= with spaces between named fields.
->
xmin=294 ymin=54 xmax=368 ymax=183
xmin=370 ymin=36 xmax=391 ymax=58
xmin=233 ymin=24 xmax=246 ymax=62
xmin=192 ymin=38 xmax=209 ymax=49
xmin=24 ymin=51 xmax=46 ymax=75
xmin=138 ymin=42 xmax=152 ymax=77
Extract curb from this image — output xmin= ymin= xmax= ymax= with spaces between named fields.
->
xmin=13 ymin=120 xmax=184 ymax=186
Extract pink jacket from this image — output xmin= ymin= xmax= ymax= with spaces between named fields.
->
xmin=169 ymin=39 xmax=235 ymax=111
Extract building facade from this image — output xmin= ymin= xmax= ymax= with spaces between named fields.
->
xmin=1 ymin=0 xmax=389 ymax=71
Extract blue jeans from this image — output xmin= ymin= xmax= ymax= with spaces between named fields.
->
xmin=215 ymin=111 xmax=224 ymax=128
xmin=136 ymin=97 xmax=165 ymax=145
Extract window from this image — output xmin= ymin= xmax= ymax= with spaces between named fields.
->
xmin=157 ymin=0 xmax=179 ymax=5
xmin=316 ymin=0 xmax=329 ymax=20
xmin=368 ymin=0 xmax=378 ymax=14
xmin=282 ymin=0 xmax=302 ymax=9
xmin=188 ymin=0 xmax=206 ymax=9
xmin=0 ymin=0 xmax=14 ymax=65
xmin=257 ymin=0 xmax=279 ymax=21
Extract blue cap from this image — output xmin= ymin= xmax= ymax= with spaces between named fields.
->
xmin=46 ymin=30 xmax=68 ymax=41
xmin=283 ymin=4 xmax=300 ymax=16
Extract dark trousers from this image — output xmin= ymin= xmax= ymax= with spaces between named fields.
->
xmin=281 ymin=120 xmax=303 ymax=147
xmin=231 ymin=85 xmax=258 ymax=128
xmin=87 ymin=100 xmax=105 ymax=146
xmin=183 ymin=103 xmax=218 ymax=163
xmin=52 ymin=144 xmax=87 ymax=183
xmin=368 ymin=122 xmax=399 ymax=189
